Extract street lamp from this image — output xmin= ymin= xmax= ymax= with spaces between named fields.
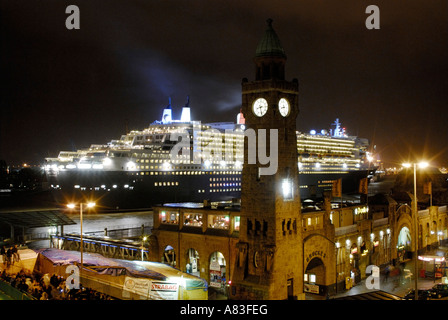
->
xmin=402 ymin=161 xmax=428 ymax=300
xmin=141 ymin=235 xmax=148 ymax=262
xmin=67 ymin=202 xmax=95 ymax=275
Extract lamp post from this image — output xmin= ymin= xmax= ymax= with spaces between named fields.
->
xmin=67 ymin=202 xmax=95 ymax=277
xmin=402 ymin=161 xmax=428 ymax=300
xmin=141 ymin=236 xmax=148 ymax=262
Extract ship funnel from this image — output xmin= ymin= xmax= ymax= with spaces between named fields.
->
xmin=162 ymin=97 xmax=172 ymax=124
xmin=237 ymin=108 xmax=245 ymax=124
xmin=180 ymin=96 xmax=191 ymax=122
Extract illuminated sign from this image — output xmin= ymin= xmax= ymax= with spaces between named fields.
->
xmin=151 ymin=282 xmax=178 ymax=291
xmin=418 ymin=256 xmax=445 ymax=262
xmin=305 ymin=250 xmax=327 ymax=263
xmin=304 ymin=283 xmax=319 ymax=294
xmin=354 ymin=207 xmax=369 ymax=215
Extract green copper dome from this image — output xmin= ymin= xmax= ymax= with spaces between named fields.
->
xmin=255 ymin=19 xmax=286 ymax=58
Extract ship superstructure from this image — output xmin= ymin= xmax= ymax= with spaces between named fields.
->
xmin=297 ymin=118 xmax=371 ymax=196
xmin=44 ymin=101 xmax=372 ymax=208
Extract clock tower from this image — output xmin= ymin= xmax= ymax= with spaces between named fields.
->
xmin=230 ymin=19 xmax=304 ymax=300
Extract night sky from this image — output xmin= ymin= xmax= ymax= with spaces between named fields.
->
xmin=1 ymin=1 xmax=447 ymax=167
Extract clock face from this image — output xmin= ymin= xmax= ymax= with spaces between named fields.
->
xmin=279 ymin=98 xmax=290 ymax=117
xmin=252 ymin=98 xmax=268 ymax=117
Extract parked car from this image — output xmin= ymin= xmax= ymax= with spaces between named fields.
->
xmin=403 ymin=289 xmax=431 ymax=300
xmin=429 ymin=283 xmax=448 ymax=299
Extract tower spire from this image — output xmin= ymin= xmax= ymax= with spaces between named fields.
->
xmin=255 ymin=19 xmax=286 ymax=59
xmin=254 ymin=19 xmax=286 ymax=80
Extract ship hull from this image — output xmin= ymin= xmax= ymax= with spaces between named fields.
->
xmin=46 ymin=169 xmax=368 ymax=209
xmin=298 ymin=170 xmax=369 ymax=199
xmin=47 ymin=170 xmax=240 ymax=209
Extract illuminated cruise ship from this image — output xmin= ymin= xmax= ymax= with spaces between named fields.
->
xmin=296 ymin=118 xmax=372 ymax=197
xmin=44 ymin=100 xmax=372 ymax=209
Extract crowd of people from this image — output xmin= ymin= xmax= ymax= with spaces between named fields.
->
xmin=1 ymin=245 xmax=20 ymax=268
xmin=0 ymin=269 xmax=115 ymax=300
xmin=0 ymin=247 xmax=115 ymax=300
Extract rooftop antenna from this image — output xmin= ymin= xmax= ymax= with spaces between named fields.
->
xmin=332 ymin=118 xmax=342 ymax=137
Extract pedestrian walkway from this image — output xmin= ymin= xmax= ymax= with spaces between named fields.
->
xmin=334 ymin=275 xmax=437 ymax=299
xmin=333 ymin=260 xmax=443 ymax=300
xmin=305 ymin=258 xmax=446 ymax=300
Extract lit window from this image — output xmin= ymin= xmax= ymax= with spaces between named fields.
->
xmin=208 ymin=215 xmax=230 ymax=230
xmin=233 ymin=216 xmax=240 ymax=231
xmin=183 ymin=213 xmax=203 ymax=227
xmin=160 ymin=211 xmax=179 ymax=224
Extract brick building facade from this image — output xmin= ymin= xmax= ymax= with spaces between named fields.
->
xmin=149 ymin=198 xmax=448 ymax=299
xmin=148 ymin=20 xmax=448 ymax=299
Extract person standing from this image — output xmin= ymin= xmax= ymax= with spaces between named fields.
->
xmin=1 ymin=246 xmax=6 ymax=266
xmin=12 ymin=245 xmax=20 ymax=264
xmin=6 ymin=247 xmax=12 ymax=268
